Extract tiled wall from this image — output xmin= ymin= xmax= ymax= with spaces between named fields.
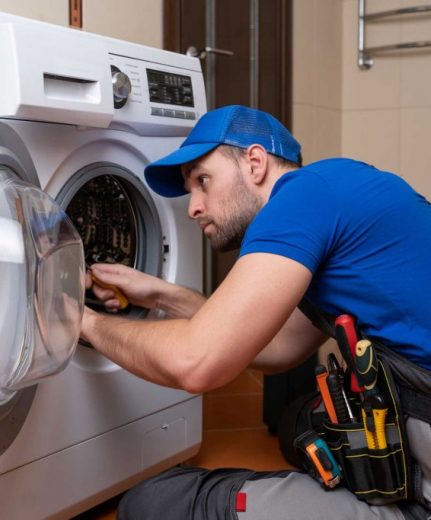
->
xmin=292 ymin=0 xmax=343 ymax=162
xmin=293 ymin=0 xmax=431 ymax=199
xmin=0 ymin=0 xmax=69 ymax=25
xmin=83 ymin=0 xmax=163 ymax=48
xmin=0 ymin=0 xmax=163 ymax=48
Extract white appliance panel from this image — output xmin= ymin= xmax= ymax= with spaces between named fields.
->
xmin=0 ymin=12 xmax=205 ymax=518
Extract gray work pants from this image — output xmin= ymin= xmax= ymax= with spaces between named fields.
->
xmin=117 ymin=417 xmax=431 ymax=520
xmin=117 ymin=467 xmax=407 ymax=520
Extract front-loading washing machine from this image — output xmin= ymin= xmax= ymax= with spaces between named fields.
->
xmin=0 ymin=13 xmax=206 ymax=519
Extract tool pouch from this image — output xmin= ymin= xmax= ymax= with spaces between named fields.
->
xmin=322 ymin=355 xmax=413 ymax=505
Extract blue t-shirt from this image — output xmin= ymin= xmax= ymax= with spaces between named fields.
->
xmin=239 ymin=158 xmax=431 ymax=369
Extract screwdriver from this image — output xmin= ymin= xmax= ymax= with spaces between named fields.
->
xmin=355 ymin=339 xmax=388 ymax=449
xmin=315 ymin=365 xmax=338 ymax=423
xmin=355 ymin=339 xmax=379 ymax=395
xmin=335 ymin=315 xmax=364 ymax=394
xmin=87 ymin=265 xmax=129 ymax=310
xmin=327 ymin=352 xmax=356 ymax=422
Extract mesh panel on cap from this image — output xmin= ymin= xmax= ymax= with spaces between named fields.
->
xmin=223 ymin=107 xmax=295 ymax=160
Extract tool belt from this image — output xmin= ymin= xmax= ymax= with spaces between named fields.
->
xmin=279 ymin=298 xmax=431 ymax=508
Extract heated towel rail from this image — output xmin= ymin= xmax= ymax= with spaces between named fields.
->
xmin=358 ymin=0 xmax=431 ymax=69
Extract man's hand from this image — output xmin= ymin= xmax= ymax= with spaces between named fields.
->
xmin=87 ymin=263 xmax=206 ymax=318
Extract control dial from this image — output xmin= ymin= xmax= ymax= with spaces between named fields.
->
xmin=111 ymin=65 xmax=132 ymax=109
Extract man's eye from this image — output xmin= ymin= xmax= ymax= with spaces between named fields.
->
xmin=198 ymin=176 xmax=208 ymax=186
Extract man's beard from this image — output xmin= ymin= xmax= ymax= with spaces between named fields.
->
xmin=203 ymin=173 xmax=262 ymax=252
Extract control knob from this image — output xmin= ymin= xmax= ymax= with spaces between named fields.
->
xmin=111 ymin=65 xmax=132 ymax=109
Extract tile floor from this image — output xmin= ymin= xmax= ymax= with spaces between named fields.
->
xmin=74 ymin=369 xmax=291 ymax=519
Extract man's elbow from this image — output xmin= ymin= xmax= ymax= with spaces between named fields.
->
xmin=175 ymin=356 xmax=221 ymax=394
xmin=179 ymin=369 xmax=214 ymax=394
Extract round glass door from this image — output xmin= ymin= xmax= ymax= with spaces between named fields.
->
xmin=0 ymin=168 xmax=85 ymax=404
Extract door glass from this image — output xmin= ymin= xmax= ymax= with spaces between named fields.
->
xmin=0 ymin=169 xmax=85 ymax=403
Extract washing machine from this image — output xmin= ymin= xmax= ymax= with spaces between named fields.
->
xmin=0 ymin=12 xmax=206 ymax=519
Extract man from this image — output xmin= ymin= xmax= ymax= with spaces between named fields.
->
xmin=81 ymin=105 xmax=431 ymax=519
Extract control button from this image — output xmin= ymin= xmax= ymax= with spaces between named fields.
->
xmin=111 ymin=65 xmax=132 ymax=109
xmin=162 ymin=109 xmax=175 ymax=117
xmin=185 ymin=112 xmax=196 ymax=120
xmin=151 ymin=107 xmax=163 ymax=116
xmin=174 ymin=110 xmax=186 ymax=119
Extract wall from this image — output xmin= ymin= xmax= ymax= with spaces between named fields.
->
xmin=0 ymin=0 xmax=68 ymax=25
xmin=293 ymin=0 xmax=431 ymax=199
xmin=342 ymin=0 xmax=431 ymax=198
xmin=0 ymin=1 xmax=164 ymax=48
xmin=292 ymin=0 xmax=342 ymax=164
xmin=83 ymin=0 xmax=163 ymax=47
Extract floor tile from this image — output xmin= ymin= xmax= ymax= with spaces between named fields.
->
xmin=203 ymin=393 xmax=263 ymax=430
xmin=210 ymin=369 xmax=263 ymax=395
xmin=189 ymin=428 xmax=291 ymax=471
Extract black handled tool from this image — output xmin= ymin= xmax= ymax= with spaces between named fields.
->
xmin=326 ymin=372 xmax=350 ymax=424
xmin=355 ymin=339 xmax=379 ymax=394
xmin=327 ymin=354 xmax=356 ymax=422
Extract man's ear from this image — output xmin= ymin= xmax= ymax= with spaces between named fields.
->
xmin=245 ymin=144 xmax=268 ymax=186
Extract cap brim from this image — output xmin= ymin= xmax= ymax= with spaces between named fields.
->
xmin=144 ymin=142 xmax=219 ymax=197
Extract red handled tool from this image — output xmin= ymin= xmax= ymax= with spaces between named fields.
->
xmin=334 ymin=314 xmax=364 ymax=394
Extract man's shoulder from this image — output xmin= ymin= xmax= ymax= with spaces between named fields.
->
xmin=303 ymin=157 xmax=371 ymax=173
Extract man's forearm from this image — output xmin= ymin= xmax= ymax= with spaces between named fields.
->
xmin=157 ymin=283 xmax=206 ymax=318
xmin=83 ymin=309 xmax=194 ymax=389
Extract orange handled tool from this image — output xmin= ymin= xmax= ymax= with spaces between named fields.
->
xmin=315 ymin=365 xmax=338 ymax=423
xmin=90 ymin=272 xmax=129 ymax=310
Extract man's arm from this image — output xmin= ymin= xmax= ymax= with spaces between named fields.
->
xmin=250 ymin=307 xmax=327 ymax=373
xmin=81 ymin=253 xmax=313 ymax=393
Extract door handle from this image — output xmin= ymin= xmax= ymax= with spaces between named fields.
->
xmin=186 ymin=45 xmax=234 ymax=60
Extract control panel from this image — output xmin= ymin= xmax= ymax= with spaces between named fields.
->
xmin=147 ymin=69 xmax=194 ymax=107
xmin=109 ymin=52 xmax=205 ymax=133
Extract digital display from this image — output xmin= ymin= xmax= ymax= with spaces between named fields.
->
xmin=147 ymin=69 xmax=194 ymax=107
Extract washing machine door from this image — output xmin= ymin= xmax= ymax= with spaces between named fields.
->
xmin=0 ymin=168 xmax=85 ymax=404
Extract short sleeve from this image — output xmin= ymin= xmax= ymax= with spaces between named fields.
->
xmin=239 ymin=172 xmax=339 ymax=273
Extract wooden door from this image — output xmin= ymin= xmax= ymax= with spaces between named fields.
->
xmin=164 ymin=0 xmax=293 ymax=294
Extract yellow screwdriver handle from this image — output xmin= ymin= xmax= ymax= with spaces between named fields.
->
xmin=361 ymin=408 xmax=377 ymax=450
xmin=91 ymin=273 xmax=129 ymax=310
xmin=373 ymin=408 xmax=388 ymax=450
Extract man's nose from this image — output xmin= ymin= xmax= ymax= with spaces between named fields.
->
xmin=188 ymin=193 xmax=205 ymax=220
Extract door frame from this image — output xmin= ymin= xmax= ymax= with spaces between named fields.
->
xmin=162 ymin=0 xmax=293 ymax=126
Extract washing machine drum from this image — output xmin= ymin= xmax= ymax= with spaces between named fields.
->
xmin=0 ymin=170 xmax=85 ymax=404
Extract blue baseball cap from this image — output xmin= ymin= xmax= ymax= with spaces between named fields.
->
xmin=144 ymin=105 xmax=301 ymax=197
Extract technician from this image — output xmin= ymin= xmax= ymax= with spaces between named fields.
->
xmin=81 ymin=105 xmax=431 ymax=519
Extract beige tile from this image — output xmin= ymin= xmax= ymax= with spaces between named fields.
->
xmin=293 ymin=104 xmax=341 ymax=164
xmin=0 ymin=0 xmax=69 ymax=25
xmin=400 ymin=108 xmax=431 ymax=198
xmin=312 ymin=106 xmax=342 ymax=160
xmin=400 ymin=3 xmax=431 ymax=107
xmin=83 ymin=0 xmax=163 ymax=47
xmin=293 ymin=0 xmax=342 ymax=109
xmin=312 ymin=0 xmax=342 ymax=109
xmin=342 ymin=0 xmax=401 ymax=110
xmin=292 ymin=104 xmax=315 ymax=162
xmin=292 ymin=0 xmax=315 ymax=105
xmin=341 ymin=109 xmax=400 ymax=173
